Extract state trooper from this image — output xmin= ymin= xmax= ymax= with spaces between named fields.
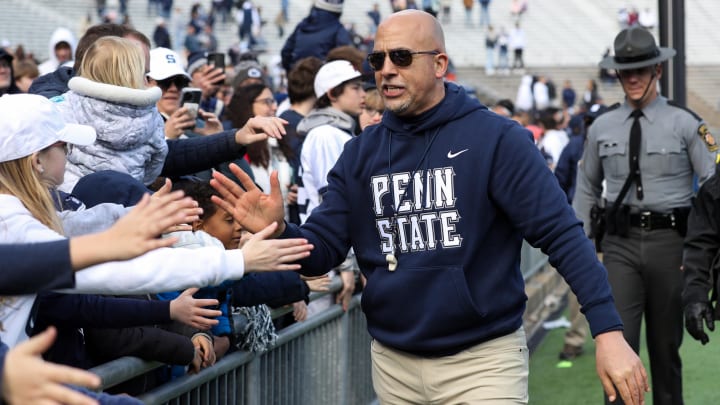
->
xmin=574 ymin=27 xmax=717 ymax=405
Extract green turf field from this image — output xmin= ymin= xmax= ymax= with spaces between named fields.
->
xmin=529 ymin=315 xmax=720 ymax=404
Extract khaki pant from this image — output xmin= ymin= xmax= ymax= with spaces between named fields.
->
xmin=371 ymin=328 xmax=529 ymax=404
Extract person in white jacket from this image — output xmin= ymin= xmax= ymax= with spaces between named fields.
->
xmin=0 ymin=93 xmax=313 ymax=348
xmin=296 ymin=60 xmax=365 ymax=315
xmin=38 ymin=27 xmax=76 ymax=76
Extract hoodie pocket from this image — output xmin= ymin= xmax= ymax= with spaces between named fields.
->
xmin=361 ymin=265 xmax=485 ymax=337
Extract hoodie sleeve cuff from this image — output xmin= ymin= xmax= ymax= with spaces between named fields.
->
xmin=584 ymin=300 xmax=624 ymax=338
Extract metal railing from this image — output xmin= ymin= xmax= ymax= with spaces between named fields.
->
xmin=91 ymin=242 xmax=547 ymax=404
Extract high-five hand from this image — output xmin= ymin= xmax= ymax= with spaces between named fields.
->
xmin=210 ymin=163 xmax=286 ymax=237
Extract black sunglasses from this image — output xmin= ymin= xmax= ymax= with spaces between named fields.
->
xmin=367 ymin=49 xmax=440 ymax=71
xmin=155 ymin=76 xmax=190 ymax=90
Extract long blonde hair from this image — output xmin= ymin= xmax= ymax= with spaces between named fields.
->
xmin=78 ymin=36 xmax=146 ymax=89
xmin=0 ymin=155 xmax=63 ymax=234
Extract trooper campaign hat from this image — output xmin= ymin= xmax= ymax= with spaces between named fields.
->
xmin=599 ymin=27 xmax=676 ymax=70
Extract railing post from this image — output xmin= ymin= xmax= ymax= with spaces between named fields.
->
xmin=245 ymin=356 xmax=261 ymax=405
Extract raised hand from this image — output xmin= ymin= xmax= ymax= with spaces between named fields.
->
xmin=72 ymin=191 xmax=200 ymax=267
xmin=152 ymin=179 xmax=203 ymax=230
xmin=234 ymin=116 xmax=288 ymax=145
xmin=164 ymin=106 xmax=196 ymax=139
xmin=195 ymin=109 xmax=224 ymax=135
xmin=210 ymin=163 xmax=286 ymax=236
xmin=240 ymin=222 xmax=313 ymax=272
xmin=170 ymin=288 xmax=222 ymax=330
xmin=2 ymin=326 xmax=101 ymax=405
xmin=595 ymin=330 xmax=649 ymax=405
xmin=191 ymin=65 xmax=225 ymax=101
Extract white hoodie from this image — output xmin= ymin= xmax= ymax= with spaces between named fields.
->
xmin=38 ymin=27 xmax=77 ymax=76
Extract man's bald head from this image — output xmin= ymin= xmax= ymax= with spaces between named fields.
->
xmin=379 ymin=10 xmax=446 ymax=54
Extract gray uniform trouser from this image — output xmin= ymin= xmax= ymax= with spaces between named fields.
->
xmin=602 ymin=228 xmax=684 ymax=405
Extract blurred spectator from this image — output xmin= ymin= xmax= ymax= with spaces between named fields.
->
xmin=184 ymin=24 xmax=203 ymax=53
xmin=491 ymin=98 xmax=515 ymax=118
xmin=561 ymin=79 xmax=576 ymax=112
xmin=236 ymin=1 xmax=261 ymax=51
xmin=617 ymin=7 xmax=629 ymax=29
xmin=463 ymin=0 xmax=474 ymax=27
xmin=38 ymin=28 xmax=76 ymax=75
xmin=510 ymin=0 xmax=527 ymax=22
xmin=281 ymin=0 xmax=352 ymax=72
xmin=533 ymin=76 xmax=550 ymax=111
xmin=497 ymin=26 xmax=509 ymax=74
xmin=440 ymin=0 xmax=452 ymax=24
xmin=368 ymin=3 xmax=382 ymax=35
xmin=277 ymin=56 xmax=323 ymax=224
xmin=153 ymin=17 xmax=172 ymax=48
xmin=582 ymin=78 xmax=600 ymax=109
xmin=639 ymin=7 xmax=656 ymax=29
xmin=13 ymin=59 xmax=39 ymax=93
xmin=509 ymin=22 xmax=525 ymax=71
xmin=515 ymin=74 xmax=533 ymax=112
xmin=485 ymin=25 xmax=497 ymax=75
xmin=359 ymin=85 xmax=384 ymax=130
xmin=627 ymin=7 xmax=639 ymax=27
xmin=0 ymin=50 xmax=20 ymax=96
xmin=537 ymin=107 xmax=568 ymax=170
xmin=479 ymin=0 xmax=491 ymax=28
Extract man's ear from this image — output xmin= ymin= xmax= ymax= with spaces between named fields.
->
xmin=434 ymin=53 xmax=449 ymax=79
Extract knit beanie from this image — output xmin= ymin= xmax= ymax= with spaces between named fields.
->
xmin=186 ymin=51 xmax=207 ymax=76
xmin=314 ymin=0 xmax=344 ymax=14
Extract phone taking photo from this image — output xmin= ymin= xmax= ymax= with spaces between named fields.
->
xmin=207 ymin=52 xmax=225 ymax=85
xmin=180 ymin=87 xmax=202 ymax=121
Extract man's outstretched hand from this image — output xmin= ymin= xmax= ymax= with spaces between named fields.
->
xmin=210 ymin=163 xmax=286 ymax=237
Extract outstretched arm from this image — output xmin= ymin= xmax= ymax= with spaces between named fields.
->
xmin=69 ymin=191 xmax=199 ymax=269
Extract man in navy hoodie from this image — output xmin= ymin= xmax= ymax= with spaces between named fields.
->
xmin=211 ymin=10 xmax=648 ymax=404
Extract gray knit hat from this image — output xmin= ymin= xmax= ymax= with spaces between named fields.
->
xmin=314 ymin=0 xmax=344 ymax=14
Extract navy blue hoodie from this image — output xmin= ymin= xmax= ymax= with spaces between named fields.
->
xmin=282 ymin=82 xmax=621 ymax=356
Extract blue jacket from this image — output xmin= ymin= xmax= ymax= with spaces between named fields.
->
xmin=280 ymin=8 xmax=352 ymax=72
xmin=282 ymin=82 xmax=621 ymax=356
xmin=554 ymin=133 xmax=585 ymax=203
xmin=0 ymin=241 xmax=74 ymax=294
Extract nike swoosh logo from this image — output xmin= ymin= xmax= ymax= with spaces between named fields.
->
xmin=447 ymin=149 xmax=469 ymax=159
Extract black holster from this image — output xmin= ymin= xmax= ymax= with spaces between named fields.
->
xmin=672 ymin=207 xmax=691 ymax=237
xmin=589 ymin=204 xmax=606 ymax=252
xmin=606 ymin=204 xmax=631 ymax=237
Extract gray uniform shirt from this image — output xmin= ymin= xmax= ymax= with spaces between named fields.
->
xmin=574 ymin=95 xmax=716 ymax=235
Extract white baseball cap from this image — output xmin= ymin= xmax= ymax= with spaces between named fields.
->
xmin=0 ymin=94 xmax=96 ymax=163
xmin=314 ymin=60 xmax=362 ymax=98
xmin=148 ymin=47 xmax=191 ymax=81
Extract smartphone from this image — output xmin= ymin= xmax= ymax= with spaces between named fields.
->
xmin=207 ymin=52 xmax=225 ymax=85
xmin=180 ymin=87 xmax=202 ymax=121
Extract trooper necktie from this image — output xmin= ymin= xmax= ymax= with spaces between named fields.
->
xmin=629 ymin=109 xmax=644 ymax=200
